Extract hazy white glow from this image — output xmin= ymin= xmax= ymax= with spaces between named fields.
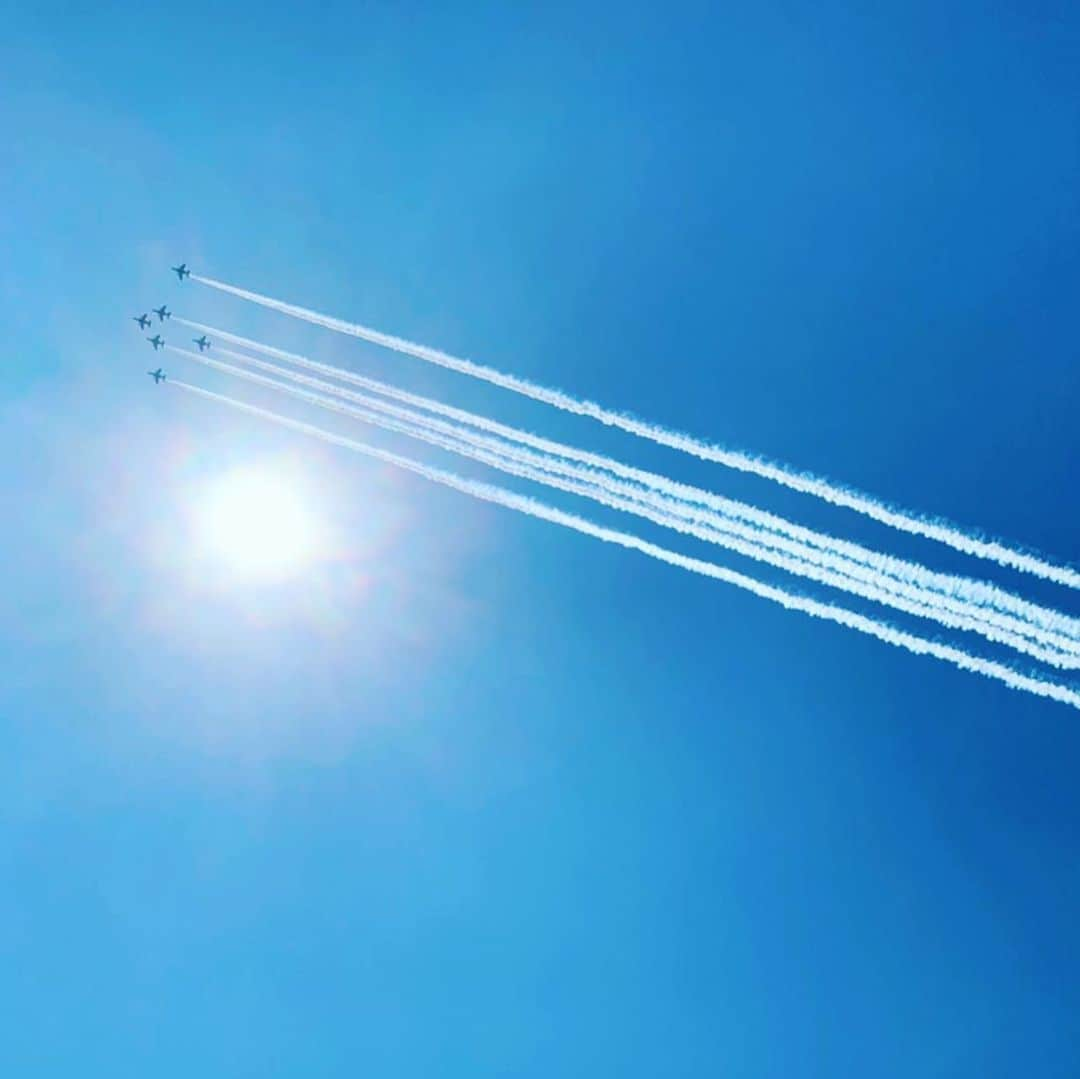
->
xmin=194 ymin=466 xmax=320 ymax=578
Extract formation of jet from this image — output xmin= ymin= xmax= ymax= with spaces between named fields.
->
xmin=134 ymin=264 xmax=193 ymax=387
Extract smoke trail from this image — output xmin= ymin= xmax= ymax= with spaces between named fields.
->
xmin=209 ymin=348 xmax=1080 ymax=664
xmin=174 ymin=319 xmax=1080 ymax=654
xmin=166 ymin=377 xmax=1080 ymax=710
xmin=189 ymin=275 xmax=1080 ymax=589
xmin=167 ymin=345 xmax=1079 ymax=668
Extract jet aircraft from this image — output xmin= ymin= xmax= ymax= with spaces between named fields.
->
xmin=172 ymin=263 xmax=190 ymax=281
xmin=148 ymin=368 xmax=166 ymax=384
xmin=193 ymin=335 xmax=210 ymax=352
xmin=147 ymin=334 xmax=164 ymax=351
xmin=153 ymin=304 xmax=171 ymax=321
xmin=132 ymin=313 xmax=151 ymax=330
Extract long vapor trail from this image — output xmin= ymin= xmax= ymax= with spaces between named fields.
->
xmin=167 ymin=344 xmax=1080 ymax=668
xmin=174 ymin=319 xmax=1080 ymax=656
xmin=166 ymin=377 xmax=1080 ymax=711
xmin=189 ymin=274 xmax=1080 ymax=590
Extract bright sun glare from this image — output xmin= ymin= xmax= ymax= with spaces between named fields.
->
xmin=194 ymin=467 xmax=321 ymax=579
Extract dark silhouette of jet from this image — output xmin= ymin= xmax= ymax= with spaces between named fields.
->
xmin=148 ymin=368 xmax=166 ymax=384
xmin=172 ymin=263 xmax=190 ymax=281
xmin=132 ymin=313 xmax=151 ymax=330
xmin=153 ymin=304 xmax=171 ymax=322
xmin=193 ymin=335 xmax=210 ymax=352
xmin=147 ymin=334 xmax=164 ymax=351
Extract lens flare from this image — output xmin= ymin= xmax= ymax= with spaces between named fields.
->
xmin=193 ymin=466 xmax=320 ymax=579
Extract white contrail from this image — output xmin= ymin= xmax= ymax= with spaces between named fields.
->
xmin=174 ymin=319 xmax=1080 ymax=655
xmin=208 ymin=348 xmax=1080 ymax=665
xmin=165 ymin=377 xmax=1080 ymax=711
xmin=166 ymin=345 xmax=1080 ymax=668
xmin=189 ymin=274 xmax=1080 ymax=589
xmin=175 ymin=338 xmax=1080 ymax=664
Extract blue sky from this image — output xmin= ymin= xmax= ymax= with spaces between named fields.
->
xmin=2 ymin=2 xmax=1079 ymax=1074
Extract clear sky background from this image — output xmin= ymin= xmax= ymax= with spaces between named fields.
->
xmin=2 ymin=2 xmax=1079 ymax=1075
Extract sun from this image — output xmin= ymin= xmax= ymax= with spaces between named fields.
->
xmin=193 ymin=465 xmax=322 ymax=579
